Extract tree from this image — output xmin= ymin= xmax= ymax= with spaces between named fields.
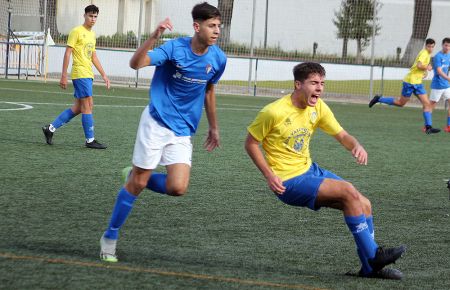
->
xmin=401 ymin=0 xmax=432 ymax=64
xmin=39 ymin=0 xmax=59 ymax=36
xmin=333 ymin=0 xmax=381 ymax=63
xmin=333 ymin=1 xmax=352 ymax=59
xmin=217 ymin=0 xmax=234 ymax=48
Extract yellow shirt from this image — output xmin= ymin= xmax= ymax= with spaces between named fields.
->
xmin=248 ymin=94 xmax=343 ymax=181
xmin=403 ymin=49 xmax=430 ymax=84
xmin=67 ymin=25 xmax=96 ymax=79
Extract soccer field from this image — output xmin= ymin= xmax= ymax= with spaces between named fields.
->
xmin=0 ymin=79 xmax=449 ymax=289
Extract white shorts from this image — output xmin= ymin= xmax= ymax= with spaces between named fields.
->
xmin=132 ymin=106 xmax=192 ymax=169
xmin=430 ymin=88 xmax=450 ymax=102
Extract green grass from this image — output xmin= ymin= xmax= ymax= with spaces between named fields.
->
xmin=0 ymin=79 xmax=449 ymax=289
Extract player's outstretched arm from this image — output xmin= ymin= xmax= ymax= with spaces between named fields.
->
xmin=334 ymin=130 xmax=368 ymax=165
xmin=203 ymin=83 xmax=220 ymax=152
xmin=245 ymin=134 xmax=286 ymax=194
xmin=60 ymin=46 xmax=72 ymax=89
xmin=129 ymin=17 xmax=173 ymax=70
xmin=92 ymin=51 xmax=110 ymax=89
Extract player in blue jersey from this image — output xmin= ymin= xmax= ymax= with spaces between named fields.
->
xmin=246 ymin=62 xmax=406 ymax=279
xmin=99 ymin=2 xmax=227 ymax=262
xmin=429 ymin=38 xmax=450 ymax=132
xmin=368 ymin=38 xmax=440 ymax=134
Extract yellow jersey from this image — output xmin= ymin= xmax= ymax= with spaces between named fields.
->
xmin=403 ymin=49 xmax=430 ymax=84
xmin=248 ymin=94 xmax=343 ymax=181
xmin=67 ymin=25 xmax=96 ymax=79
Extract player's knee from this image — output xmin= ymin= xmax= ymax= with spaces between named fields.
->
xmin=361 ymin=195 xmax=372 ymax=213
xmin=343 ymin=182 xmax=361 ymax=203
xmin=167 ymin=184 xmax=188 ymax=196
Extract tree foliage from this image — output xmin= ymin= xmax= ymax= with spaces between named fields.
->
xmin=333 ymin=0 xmax=381 ymax=62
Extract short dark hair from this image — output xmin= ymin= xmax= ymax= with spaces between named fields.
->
xmin=85 ymin=5 xmax=99 ymax=14
xmin=425 ymin=38 xmax=435 ymax=45
xmin=293 ymin=62 xmax=326 ymax=82
xmin=442 ymin=37 xmax=450 ymax=45
xmin=192 ymin=2 xmax=221 ymax=21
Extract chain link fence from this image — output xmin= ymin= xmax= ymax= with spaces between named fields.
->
xmin=1 ymin=0 xmax=449 ymax=105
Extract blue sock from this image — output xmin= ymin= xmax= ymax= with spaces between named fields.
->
xmin=104 ymin=187 xmax=137 ymax=240
xmin=81 ymin=114 xmax=94 ymax=140
xmin=366 ymin=215 xmax=374 ymax=239
xmin=447 ymin=116 xmax=450 ymax=126
xmin=378 ymin=97 xmax=395 ymax=105
xmin=423 ymin=112 xmax=432 ymax=126
xmin=345 ymin=215 xmax=378 ymax=274
xmin=146 ymin=173 xmax=167 ymax=194
xmin=357 ymin=248 xmax=373 ymax=275
xmin=51 ymin=108 xmax=75 ymax=129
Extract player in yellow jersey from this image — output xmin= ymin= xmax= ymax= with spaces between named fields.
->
xmin=245 ymin=62 xmax=405 ymax=279
xmin=368 ymin=38 xmax=440 ymax=134
xmin=42 ymin=5 xmax=110 ymax=148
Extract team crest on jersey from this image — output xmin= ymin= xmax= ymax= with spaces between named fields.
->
xmin=310 ymin=111 xmax=317 ymax=123
xmin=206 ymin=64 xmax=212 ymax=74
xmin=284 ymin=128 xmax=309 ymax=152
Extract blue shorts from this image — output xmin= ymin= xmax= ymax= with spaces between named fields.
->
xmin=73 ymin=78 xmax=93 ymax=98
xmin=401 ymin=82 xmax=426 ymax=97
xmin=277 ymin=162 xmax=343 ymax=211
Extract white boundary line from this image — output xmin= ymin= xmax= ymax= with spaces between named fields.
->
xmin=0 ymin=102 xmax=34 ymax=111
xmin=0 ymin=87 xmax=264 ymax=110
xmin=0 ymin=101 xmax=261 ymax=111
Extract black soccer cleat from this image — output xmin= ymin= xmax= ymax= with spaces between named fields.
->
xmin=368 ymin=95 xmax=381 ymax=108
xmin=368 ymin=245 xmax=406 ymax=272
xmin=85 ymin=139 xmax=107 ymax=149
xmin=424 ymin=125 xmax=441 ymax=134
xmin=42 ymin=125 xmax=54 ymax=145
xmin=356 ymin=268 xmax=404 ymax=280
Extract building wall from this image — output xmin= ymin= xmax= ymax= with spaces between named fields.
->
xmin=4 ymin=0 xmax=450 ymax=58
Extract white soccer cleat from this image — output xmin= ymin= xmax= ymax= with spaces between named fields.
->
xmin=100 ymin=234 xmax=118 ymax=263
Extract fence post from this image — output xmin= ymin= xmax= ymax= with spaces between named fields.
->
xmin=368 ymin=0 xmax=378 ymax=99
xmin=247 ymin=0 xmax=256 ymax=95
xmin=5 ymin=1 xmax=12 ymax=79
xmin=135 ymin=0 xmax=144 ymax=88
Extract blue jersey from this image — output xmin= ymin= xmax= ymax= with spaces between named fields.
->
xmin=431 ymin=51 xmax=450 ymax=89
xmin=147 ymin=37 xmax=227 ymax=136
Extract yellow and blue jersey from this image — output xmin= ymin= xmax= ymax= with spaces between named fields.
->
xmin=67 ymin=25 xmax=96 ymax=79
xmin=403 ymin=49 xmax=430 ymax=84
xmin=248 ymin=94 xmax=343 ymax=181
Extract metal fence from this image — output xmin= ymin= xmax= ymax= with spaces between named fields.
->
xmin=1 ymin=0 xmax=448 ymax=104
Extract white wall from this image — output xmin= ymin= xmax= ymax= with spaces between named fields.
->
xmin=52 ymin=0 xmax=450 ymax=58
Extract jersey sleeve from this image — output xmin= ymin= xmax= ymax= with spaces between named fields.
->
xmin=148 ymin=40 xmax=174 ymax=66
xmin=247 ymin=107 xmax=275 ymax=142
xmin=209 ymin=54 xmax=227 ymax=85
xmin=433 ymin=53 xmax=443 ymax=69
xmin=67 ymin=28 xmax=78 ymax=48
xmin=317 ymin=102 xmax=343 ymax=136
xmin=416 ymin=50 xmax=428 ymax=65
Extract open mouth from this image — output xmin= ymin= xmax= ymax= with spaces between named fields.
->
xmin=309 ymin=94 xmax=319 ymax=105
